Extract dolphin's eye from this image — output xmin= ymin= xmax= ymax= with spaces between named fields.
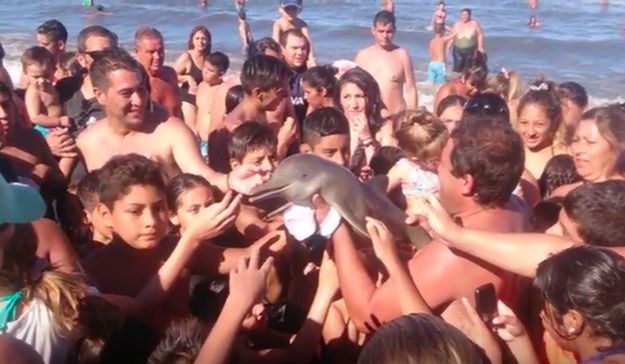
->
xmin=302 ymin=174 xmax=307 ymax=178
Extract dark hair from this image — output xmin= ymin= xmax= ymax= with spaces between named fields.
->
xmin=370 ymin=146 xmax=406 ymax=175
xmin=461 ymin=8 xmax=472 ymax=16
xmin=563 ymin=181 xmax=625 ymax=246
xmin=302 ymin=65 xmax=338 ymax=97
xmin=463 ymin=62 xmax=488 ymax=89
xmin=225 ymin=85 xmax=244 ymax=114
xmin=336 ymin=67 xmax=385 ymax=134
xmin=20 ymin=46 xmax=54 ymax=72
xmin=247 ymin=37 xmax=282 ymax=60
xmin=437 ymin=95 xmax=467 ymax=117
xmin=463 ymin=93 xmax=510 ymax=122
xmin=90 ymin=49 xmax=144 ymax=92
xmin=358 ymin=313 xmax=484 ymax=364
xmin=534 ymin=246 xmax=625 ymax=350
xmin=166 ymin=173 xmax=212 ymax=212
xmin=77 ymin=170 xmax=101 ymax=213
xmin=134 ymin=27 xmax=164 ymax=47
xmin=538 ymin=155 xmax=581 ymax=198
xmin=77 ymin=26 xmax=118 ymax=53
xmin=240 ymin=55 xmax=289 ymax=94
xmin=205 ymin=52 xmax=229 ymax=74
xmin=517 ymin=80 xmax=564 ymax=146
xmin=530 ymin=198 xmax=563 ymax=233
xmin=303 ymin=107 xmax=349 ymax=146
xmin=434 ymin=22 xmax=446 ymax=35
xmin=97 ymin=154 xmax=165 ymax=209
xmin=279 ymin=29 xmax=309 ymax=51
xmin=450 ymin=117 xmax=524 ymax=206
xmin=187 ymin=25 xmax=212 ymax=56
xmin=228 ymin=121 xmax=277 ymax=162
xmin=0 ymin=41 xmax=5 ymax=60
xmin=60 ymin=51 xmax=81 ymax=76
xmin=558 ymin=82 xmax=588 ymax=109
xmin=373 ymin=10 xmax=396 ymax=27
xmin=37 ymin=19 xmax=68 ymax=43
xmin=147 ymin=318 xmax=207 ymax=364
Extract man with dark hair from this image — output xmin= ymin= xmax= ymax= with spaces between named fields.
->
xmin=280 ymin=29 xmax=310 ymax=125
xmin=134 ymin=27 xmax=182 ymax=118
xmin=300 ymin=107 xmax=350 ymax=167
xmin=36 ymin=19 xmax=68 ymax=82
xmin=355 ymin=10 xmax=418 ymax=117
xmin=329 ymin=117 xmax=527 ymax=332
xmin=76 ymin=49 xmax=264 ymax=195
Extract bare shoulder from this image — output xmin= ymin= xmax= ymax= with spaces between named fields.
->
xmin=77 ymin=119 xmax=105 ymax=145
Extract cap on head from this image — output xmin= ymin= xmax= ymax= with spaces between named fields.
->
xmin=281 ymin=0 xmax=301 ymax=10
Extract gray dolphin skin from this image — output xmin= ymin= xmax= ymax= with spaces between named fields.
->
xmin=248 ymin=154 xmax=432 ymax=249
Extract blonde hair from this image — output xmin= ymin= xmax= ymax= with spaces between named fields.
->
xmin=0 ymin=230 xmax=87 ymax=335
xmin=486 ymin=70 xmax=523 ymax=103
xmin=395 ymin=108 xmax=449 ymax=163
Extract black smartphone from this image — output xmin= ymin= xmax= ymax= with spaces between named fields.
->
xmin=474 ymin=283 xmax=497 ymax=324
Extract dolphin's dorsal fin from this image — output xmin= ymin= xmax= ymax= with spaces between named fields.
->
xmin=365 ymin=175 xmax=390 ymax=193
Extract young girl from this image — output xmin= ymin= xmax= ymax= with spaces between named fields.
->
xmin=516 ymin=80 xmax=567 ymax=180
xmin=302 ymin=65 xmax=337 ymax=114
xmin=388 ymin=109 xmax=448 ymax=210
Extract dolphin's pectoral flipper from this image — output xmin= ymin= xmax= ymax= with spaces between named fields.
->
xmin=404 ymin=224 xmax=432 ymax=249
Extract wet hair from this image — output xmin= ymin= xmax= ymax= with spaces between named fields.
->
xmin=358 ymin=313 xmax=484 ymax=364
xmin=530 ymin=198 xmax=563 ymax=233
xmin=240 ymin=55 xmax=289 ymax=94
xmin=336 ymin=67 xmax=385 ymax=134
xmin=462 ymin=62 xmax=488 ymax=90
xmin=59 ymin=51 xmax=81 ymax=77
xmin=558 ymin=82 xmax=588 ymax=109
xmin=20 ymin=46 xmax=54 ymax=72
xmin=461 ymin=8 xmax=472 ymax=16
xmin=77 ymin=26 xmax=118 ymax=53
xmin=302 ymin=107 xmax=349 ymax=146
xmin=228 ymin=121 xmax=277 ymax=162
xmin=166 ymin=174 xmax=213 ymax=213
xmin=96 ymin=154 xmax=166 ymax=210
xmin=395 ymin=108 xmax=448 ymax=163
xmin=534 ymin=245 xmax=625 ymax=350
xmin=147 ymin=318 xmax=207 ymax=364
xmin=77 ymin=170 xmax=102 ymax=213
xmin=90 ymin=48 xmax=144 ymax=92
xmin=302 ymin=65 xmax=338 ymax=98
xmin=450 ymin=116 xmax=524 ymax=206
xmin=134 ymin=27 xmax=164 ymax=47
xmin=37 ymin=19 xmax=68 ymax=44
xmin=436 ymin=95 xmax=467 ymax=117
xmin=1 ymin=227 xmax=87 ymax=335
xmin=517 ymin=80 xmax=565 ymax=147
xmin=580 ymin=106 xmax=625 ymax=152
xmin=247 ymin=37 xmax=282 ymax=60
xmin=563 ymin=180 xmax=625 ymax=247
xmin=279 ymin=29 xmax=309 ymax=51
xmin=186 ymin=25 xmax=212 ymax=56
xmin=434 ymin=22 xmax=446 ymax=35
xmin=538 ymin=155 xmax=581 ymax=198
xmin=370 ymin=146 xmax=406 ymax=175
xmin=225 ymin=85 xmax=244 ymax=114
xmin=372 ymin=10 xmax=396 ymax=28
xmin=463 ymin=93 xmax=510 ymax=122
xmin=205 ymin=51 xmax=229 ymax=74
xmin=486 ymin=70 xmax=523 ymax=103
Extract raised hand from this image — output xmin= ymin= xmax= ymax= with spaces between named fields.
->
xmin=366 ymin=217 xmax=400 ymax=266
xmin=228 ymin=248 xmax=274 ymax=311
xmin=185 ymin=191 xmax=242 ymax=241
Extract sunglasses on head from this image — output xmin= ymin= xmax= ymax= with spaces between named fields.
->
xmin=464 ymin=99 xmax=508 ymax=115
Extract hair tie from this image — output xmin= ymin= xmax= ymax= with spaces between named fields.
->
xmin=529 ymin=82 xmax=549 ymax=91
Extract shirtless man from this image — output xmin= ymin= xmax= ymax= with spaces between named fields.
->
xmin=355 ymin=11 xmax=418 ymax=117
xmin=448 ymin=8 xmax=485 ymax=74
xmin=328 ymin=116 xmax=527 ymax=332
xmin=134 ymin=27 xmax=182 ymax=118
xmin=36 ymin=20 xmax=68 ymax=83
xmin=76 ymin=49 xmax=262 ymax=194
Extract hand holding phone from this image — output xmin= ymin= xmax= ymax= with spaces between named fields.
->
xmin=474 ymin=283 xmax=497 ymax=325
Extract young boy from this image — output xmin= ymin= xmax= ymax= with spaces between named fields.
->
xmin=76 ymin=169 xmax=112 ymax=253
xmin=300 ymin=107 xmax=350 ymax=168
xmin=208 ymin=54 xmax=289 ymax=173
xmin=272 ymin=0 xmax=316 ymax=64
xmin=22 ymin=46 xmax=74 ymax=175
xmin=428 ymin=23 xmax=454 ymax=85
xmin=196 ymin=51 xmax=230 ymax=154
xmin=229 ymin=121 xmax=277 ymax=177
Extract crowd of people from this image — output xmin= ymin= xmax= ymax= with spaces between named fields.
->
xmin=1 ymin=0 xmax=625 ymax=363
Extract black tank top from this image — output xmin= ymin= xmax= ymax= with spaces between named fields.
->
xmin=187 ymin=52 xmax=203 ymax=85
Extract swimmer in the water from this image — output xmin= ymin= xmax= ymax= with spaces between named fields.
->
xmin=529 ymin=0 xmax=537 ymax=9
xmin=199 ymin=0 xmax=208 ymax=9
xmin=430 ymin=1 xmax=446 ymax=30
xmin=528 ymin=15 xmax=540 ymax=28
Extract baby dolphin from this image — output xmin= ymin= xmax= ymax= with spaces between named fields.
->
xmin=248 ymin=154 xmax=432 ymax=248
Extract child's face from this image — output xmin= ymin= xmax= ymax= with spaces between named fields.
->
xmin=86 ymin=206 xmax=113 ymax=243
xmin=25 ymin=63 xmax=53 ymax=89
xmin=172 ymin=185 xmax=215 ymax=233
xmin=106 ymin=185 xmax=169 ymax=249
xmin=302 ymin=81 xmax=325 ymax=109
xmin=311 ymin=134 xmax=350 ymax=167
xmin=202 ymin=61 xmax=222 ymax=85
xmin=232 ymin=146 xmax=277 ymax=181
xmin=259 ymin=84 xmax=287 ymax=111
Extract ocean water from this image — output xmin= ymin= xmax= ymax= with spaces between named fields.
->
xmin=1 ymin=0 xmax=624 ymax=107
